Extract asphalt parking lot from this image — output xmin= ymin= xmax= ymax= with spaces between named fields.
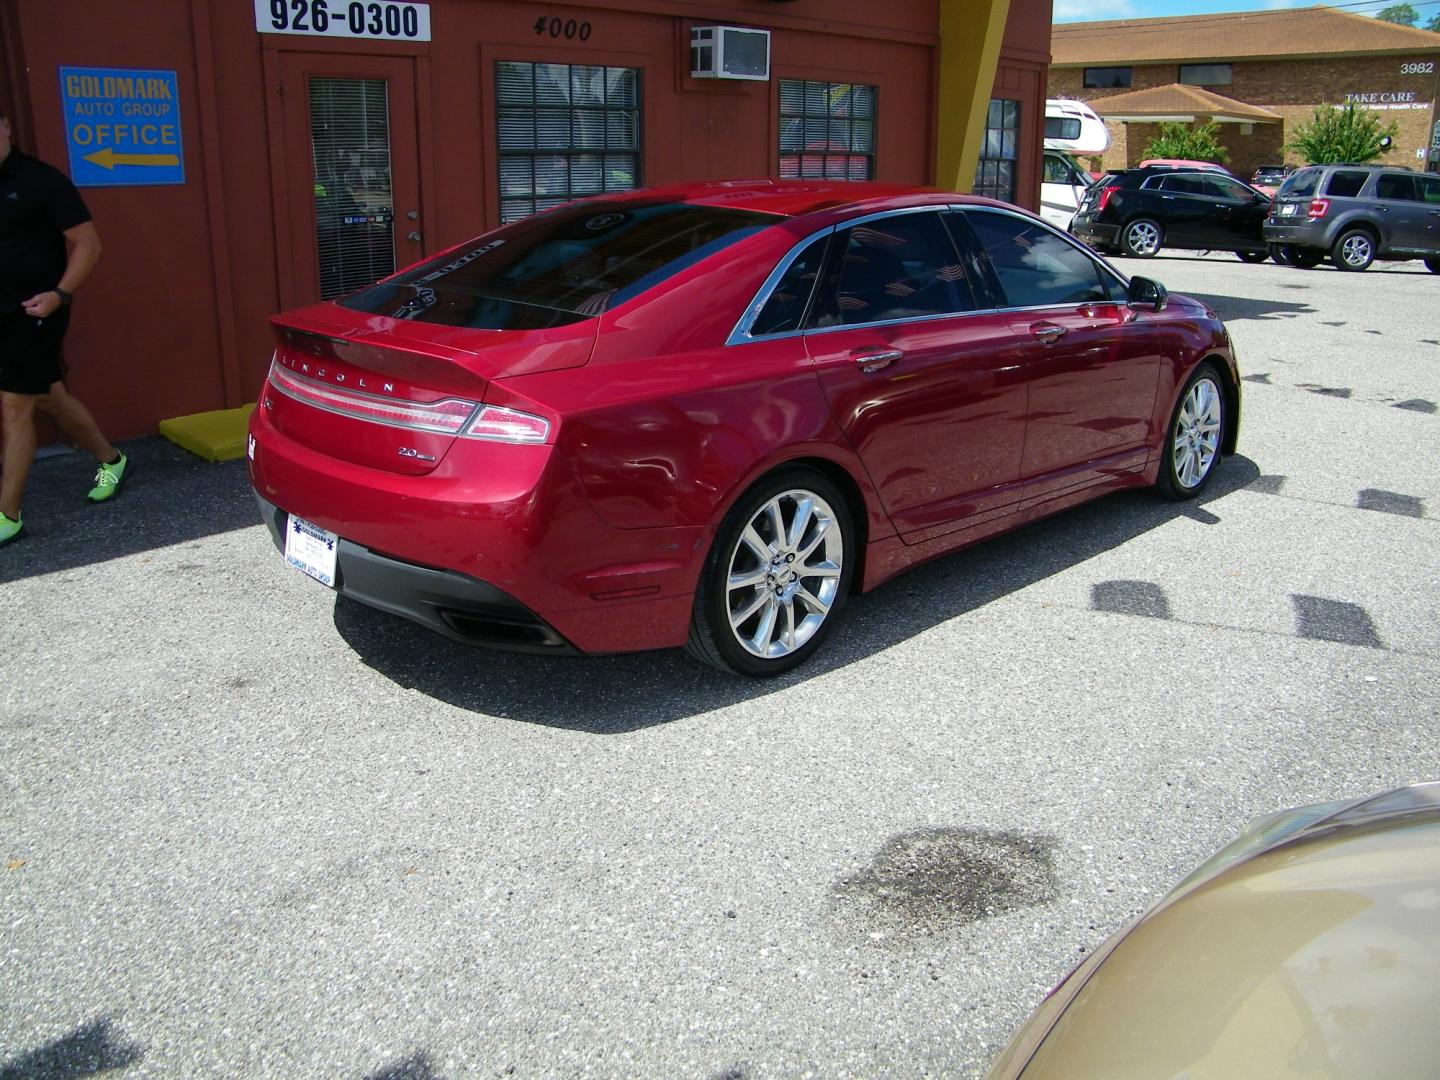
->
xmin=3 ymin=252 xmax=1438 ymax=1079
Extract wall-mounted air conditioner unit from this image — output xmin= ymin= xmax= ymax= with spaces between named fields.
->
xmin=690 ymin=26 xmax=771 ymax=81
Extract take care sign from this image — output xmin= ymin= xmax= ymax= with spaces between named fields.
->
xmin=60 ymin=66 xmax=185 ymax=187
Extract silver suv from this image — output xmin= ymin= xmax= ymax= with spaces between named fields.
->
xmin=1263 ymin=164 xmax=1440 ymax=273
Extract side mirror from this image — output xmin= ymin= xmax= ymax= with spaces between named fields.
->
xmin=1127 ymin=276 xmax=1168 ymax=312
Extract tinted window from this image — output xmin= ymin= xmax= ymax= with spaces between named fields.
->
xmin=1278 ymin=168 xmax=1321 ymax=197
xmin=1083 ymin=67 xmax=1131 ymax=88
xmin=1325 ymin=171 xmax=1368 ymax=198
xmin=1206 ymin=176 xmax=1254 ymax=201
xmin=1043 ymin=153 xmax=1080 ymax=184
xmin=810 ymin=212 xmax=976 ymax=328
xmin=1162 ymin=175 xmax=1209 ymax=196
xmin=1375 ymin=174 xmax=1418 ymax=201
xmin=1045 ymin=117 xmax=1082 ymax=141
xmin=1179 ymin=63 xmax=1232 ymax=85
xmin=1417 ymin=175 xmax=1440 ymax=204
xmin=965 ymin=212 xmax=1111 ymax=308
xmin=338 ymin=201 xmax=776 ymax=329
xmin=750 ymin=234 xmax=830 ymax=337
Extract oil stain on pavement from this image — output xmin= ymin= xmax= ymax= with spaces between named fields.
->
xmin=833 ymin=828 xmax=1058 ymax=939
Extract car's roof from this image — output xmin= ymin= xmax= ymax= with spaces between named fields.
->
xmin=589 ymin=179 xmax=984 ymax=219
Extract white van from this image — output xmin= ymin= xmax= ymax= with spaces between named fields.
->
xmin=1040 ymin=149 xmax=1093 ymax=231
xmin=1041 ymin=100 xmax=1110 ymax=230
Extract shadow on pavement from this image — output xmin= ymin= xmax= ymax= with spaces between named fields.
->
xmin=0 ymin=437 xmax=256 ymax=585
xmin=335 ymin=455 xmax=1262 ymax=733
xmin=0 ymin=1017 xmax=143 ymax=1079
xmin=1172 ymin=292 xmax=1316 ymax=322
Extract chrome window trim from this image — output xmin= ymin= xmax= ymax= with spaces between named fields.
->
xmin=728 ymin=204 xmax=976 ymax=345
xmin=957 ymin=203 xmax=1132 ymax=300
xmin=727 ymin=201 xmax=1136 ymax=345
xmin=725 ymin=228 xmax=834 ymax=346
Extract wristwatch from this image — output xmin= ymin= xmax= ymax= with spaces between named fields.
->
xmin=52 ymin=286 xmax=72 ymax=306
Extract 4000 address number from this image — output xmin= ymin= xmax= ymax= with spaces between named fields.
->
xmin=255 ymin=0 xmax=432 ymax=41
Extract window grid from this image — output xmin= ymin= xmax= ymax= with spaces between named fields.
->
xmin=495 ymin=61 xmax=642 ymax=224
xmin=778 ymin=79 xmax=876 ymax=181
xmin=973 ymin=99 xmax=1020 ymax=205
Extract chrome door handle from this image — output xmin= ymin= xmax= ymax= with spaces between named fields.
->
xmin=1032 ymin=325 xmax=1067 ymax=344
xmin=407 ymin=230 xmax=423 ymax=243
xmin=853 ymin=350 xmax=902 ymax=374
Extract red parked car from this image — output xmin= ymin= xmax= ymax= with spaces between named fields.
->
xmin=248 ymin=181 xmax=1239 ymax=676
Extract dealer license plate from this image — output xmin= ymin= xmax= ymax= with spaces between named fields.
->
xmin=284 ymin=515 xmax=339 ymax=588
xmin=1279 ymin=203 xmax=1299 ymax=217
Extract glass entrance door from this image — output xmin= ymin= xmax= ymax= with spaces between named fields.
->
xmin=277 ymin=54 xmax=421 ymax=307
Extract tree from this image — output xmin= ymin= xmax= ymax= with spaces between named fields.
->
xmin=1426 ymin=13 xmax=1440 ymax=31
xmin=1141 ymin=121 xmax=1230 ymax=164
xmin=1376 ymin=2 xmax=1419 ymax=24
xmin=1287 ymin=104 xmax=1400 ymax=164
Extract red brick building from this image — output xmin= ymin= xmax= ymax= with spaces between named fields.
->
xmin=1 ymin=0 xmax=1054 ymax=442
xmin=1049 ymin=6 xmax=1440 ymax=181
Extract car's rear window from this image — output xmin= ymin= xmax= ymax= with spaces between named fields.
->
xmin=1277 ymin=168 xmax=1321 ymax=197
xmin=1325 ymin=171 xmax=1367 ymax=198
xmin=338 ymin=201 xmax=779 ymax=329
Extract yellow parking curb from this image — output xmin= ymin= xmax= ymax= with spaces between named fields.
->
xmin=158 ymin=403 xmax=256 ymax=462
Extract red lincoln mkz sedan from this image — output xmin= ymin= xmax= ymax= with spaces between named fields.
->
xmin=248 ymin=180 xmax=1239 ymax=676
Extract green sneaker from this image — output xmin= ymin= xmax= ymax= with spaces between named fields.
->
xmin=86 ymin=453 xmax=131 ymax=503
xmin=0 ymin=511 xmax=21 ymax=546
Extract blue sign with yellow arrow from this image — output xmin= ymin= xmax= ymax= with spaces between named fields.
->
xmin=60 ymin=66 xmax=185 ymax=187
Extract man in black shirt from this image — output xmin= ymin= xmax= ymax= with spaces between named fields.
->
xmin=1 ymin=106 xmax=129 ymax=546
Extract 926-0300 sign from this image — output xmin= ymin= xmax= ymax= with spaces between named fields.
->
xmin=254 ymin=0 xmax=432 ymax=41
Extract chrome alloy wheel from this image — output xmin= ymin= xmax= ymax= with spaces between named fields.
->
xmin=1172 ymin=377 xmax=1222 ymax=489
xmin=1125 ymin=221 xmax=1161 ymax=256
xmin=1339 ymin=233 xmax=1372 ymax=268
xmin=725 ymin=489 xmax=844 ymax=659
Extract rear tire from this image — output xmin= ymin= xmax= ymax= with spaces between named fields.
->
xmin=1156 ymin=363 xmax=1226 ymax=501
xmin=1121 ymin=218 xmax=1163 ymax=258
xmin=1331 ymin=229 xmax=1375 ymax=272
xmin=1425 ymin=256 xmax=1440 ymax=274
xmin=685 ymin=468 xmax=855 ymax=677
xmin=1236 ymin=250 xmax=1268 ymax=264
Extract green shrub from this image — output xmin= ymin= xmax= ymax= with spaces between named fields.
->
xmin=1141 ymin=122 xmax=1229 ymax=164
xmin=1287 ymin=104 xmax=1399 ymax=165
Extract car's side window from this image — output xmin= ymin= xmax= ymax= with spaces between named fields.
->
xmin=1416 ymin=175 xmax=1440 ymax=205
xmin=1325 ymin=171 xmax=1367 ymax=198
xmin=1375 ymin=174 xmax=1418 ymax=202
xmin=1207 ymin=176 xmax=1252 ymax=201
xmin=1162 ymin=175 xmax=1209 ymax=196
xmin=750 ymin=233 xmax=831 ymax=337
xmin=963 ymin=211 xmax=1112 ymax=308
xmin=809 ymin=211 xmax=977 ymax=329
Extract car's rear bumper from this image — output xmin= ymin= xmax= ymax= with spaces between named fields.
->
xmin=1263 ymin=220 xmax=1325 ymax=247
xmin=255 ymin=492 xmax=581 ymax=653
xmin=248 ymin=406 xmax=706 ymax=655
xmin=1072 ymin=219 xmax=1118 ymax=247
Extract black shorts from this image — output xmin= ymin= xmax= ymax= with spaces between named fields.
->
xmin=0 ymin=306 xmax=71 ymax=395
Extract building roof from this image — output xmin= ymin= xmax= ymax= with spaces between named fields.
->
xmin=1053 ymin=5 xmax=1440 ymax=65
xmin=1089 ymin=83 xmax=1283 ymax=123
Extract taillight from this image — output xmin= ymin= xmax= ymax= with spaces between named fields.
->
xmin=1097 ymin=185 xmax=1119 ymax=212
xmin=267 ymin=360 xmax=551 ymax=443
xmin=464 ymin=405 xmax=550 ymax=444
xmin=1308 ymin=198 xmax=1330 ymax=219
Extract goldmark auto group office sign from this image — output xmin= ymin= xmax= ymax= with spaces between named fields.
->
xmin=60 ymin=66 xmax=184 ymax=186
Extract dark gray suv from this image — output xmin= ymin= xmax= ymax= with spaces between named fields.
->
xmin=1263 ymin=164 xmax=1440 ymax=273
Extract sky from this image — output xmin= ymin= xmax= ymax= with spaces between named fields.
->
xmin=1053 ymin=0 xmax=1440 ymax=25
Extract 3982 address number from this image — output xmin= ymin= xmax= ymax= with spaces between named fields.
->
xmin=1400 ymin=62 xmax=1435 ymax=74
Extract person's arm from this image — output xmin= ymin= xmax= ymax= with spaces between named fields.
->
xmin=22 ymin=221 xmax=102 ymax=318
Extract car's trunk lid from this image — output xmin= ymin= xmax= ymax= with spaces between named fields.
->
xmin=263 ymin=302 xmax=595 ymax=476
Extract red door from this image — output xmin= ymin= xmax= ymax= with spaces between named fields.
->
xmin=274 ymin=53 xmax=423 ymax=309
xmin=804 ymin=210 xmax=1029 ymax=543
